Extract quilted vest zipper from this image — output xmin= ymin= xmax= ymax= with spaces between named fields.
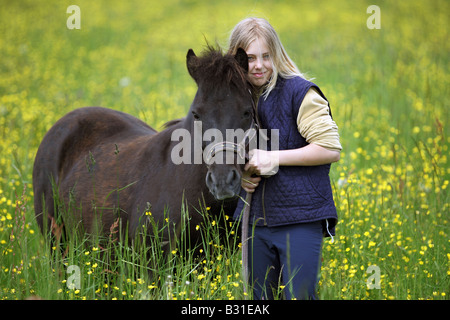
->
xmin=261 ymin=178 xmax=268 ymax=225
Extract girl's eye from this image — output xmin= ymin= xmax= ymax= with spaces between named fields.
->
xmin=248 ymin=56 xmax=255 ymax=62
xmin=263 ymin=54 xmax=270 ymax=60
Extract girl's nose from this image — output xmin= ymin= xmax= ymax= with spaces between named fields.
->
xmin=255 ymin=58 xmax=262 ymax=69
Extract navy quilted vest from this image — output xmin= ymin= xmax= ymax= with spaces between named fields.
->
xmin=233 ymin=76 xmax=338 ymax=236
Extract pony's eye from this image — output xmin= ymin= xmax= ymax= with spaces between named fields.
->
xmin=242 ymin=110 xmax=251 ymax=119
xmin=192 ymin=111 xmax=201 ymax=120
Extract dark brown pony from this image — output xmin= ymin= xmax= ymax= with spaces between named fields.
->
xmin=33 ymin=47 xmax=255 ymax=249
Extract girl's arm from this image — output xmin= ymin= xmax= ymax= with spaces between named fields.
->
xmin=241 ymin=145 xmax=340 ymax=192
xmin=277 ymin=143 xmax=340 ymax=166
xmin=247 ymin=144 xmax=340 ymax=178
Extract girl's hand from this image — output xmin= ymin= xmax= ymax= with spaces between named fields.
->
xmin=247 ymin=149 xmax=279 ymax=177
xmin=241 ymin=168 xmax=261 ymax=193
xmin=241 ymin=149 xmax=278 ymax=193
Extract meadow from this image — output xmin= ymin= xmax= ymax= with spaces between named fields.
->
xmin=0 ymin=0 xmax=448 ymax=300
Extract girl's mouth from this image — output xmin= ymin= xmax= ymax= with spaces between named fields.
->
xmin=252 ymin=72 xmax=265 ymax=78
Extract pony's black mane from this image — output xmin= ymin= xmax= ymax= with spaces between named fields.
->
xmin=190 ymin=45 xmax=250 ymax=94
xmin=162 ymin=46 xmax=253 ymax=130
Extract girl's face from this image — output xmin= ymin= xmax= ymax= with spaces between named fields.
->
xmin=246 ymin=38 xmax=273 ymax=87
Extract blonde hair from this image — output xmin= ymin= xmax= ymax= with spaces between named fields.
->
xmin=228 ymin=17 xmax=306 ymax=99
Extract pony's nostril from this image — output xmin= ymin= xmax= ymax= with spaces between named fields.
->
xmin=207 ymin=168 xmax=241 ymax=200
xmin=206 ymin=171 xmax=215 ymax=188
xmin=226 ymin=168 xmax=239 ymax=185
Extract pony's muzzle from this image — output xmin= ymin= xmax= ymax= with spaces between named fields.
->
xmin=206 ymin=167 xmax=241 ymax=200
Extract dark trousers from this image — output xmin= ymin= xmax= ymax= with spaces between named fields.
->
xmin=249 ymin=221 xmax=323 ymax=300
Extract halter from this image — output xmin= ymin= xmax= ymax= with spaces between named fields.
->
xmin=204 ymin=118 xmax=258 ymax=166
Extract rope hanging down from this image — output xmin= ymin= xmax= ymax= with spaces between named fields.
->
xmin=241 ymin=192 xmax=252 ymax=298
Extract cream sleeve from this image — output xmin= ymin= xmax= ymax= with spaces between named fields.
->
xmin=297 ymin=88 xmax=342 ymax=152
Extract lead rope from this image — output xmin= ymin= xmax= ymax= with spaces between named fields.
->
xmin=326 ymin=219 xmax=335 ymax=243
xmin=242 ymin=91 xmax=259 ymax=299
xmin=241 ymin=192 xmax=252 ymax=299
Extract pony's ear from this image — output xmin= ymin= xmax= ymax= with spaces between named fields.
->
xmin=234 ymin=47 xmax=248 ymax=73
xmin=186 ymin=49 xmax=199 ymax=82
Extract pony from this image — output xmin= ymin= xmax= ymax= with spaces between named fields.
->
xmin=33 ymin=46 xmax=257 ymax=250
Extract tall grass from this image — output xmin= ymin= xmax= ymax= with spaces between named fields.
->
xmin=1 ymin=185 xmax=245 ymax=300
xmin=0 ymin=0 xmax=448 ymax=300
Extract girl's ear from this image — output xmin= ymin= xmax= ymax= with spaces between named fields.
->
xmin=234 ymin=47 xmax=249 ymax=73
xmin=186 ymin=49 xmax=199 ymax=82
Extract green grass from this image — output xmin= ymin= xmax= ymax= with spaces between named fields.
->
xmin=0 ymin=0 xmax=449 ymax=300
xmin=2 ymin=188 xmax=245 ymax=300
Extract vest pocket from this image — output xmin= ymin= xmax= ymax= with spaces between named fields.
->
xmin=306 ymin=166 xmax=332 ymax=202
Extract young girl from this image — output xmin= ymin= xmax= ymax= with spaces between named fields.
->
xmin=228 ymin=17 xmax=342 ymax=300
